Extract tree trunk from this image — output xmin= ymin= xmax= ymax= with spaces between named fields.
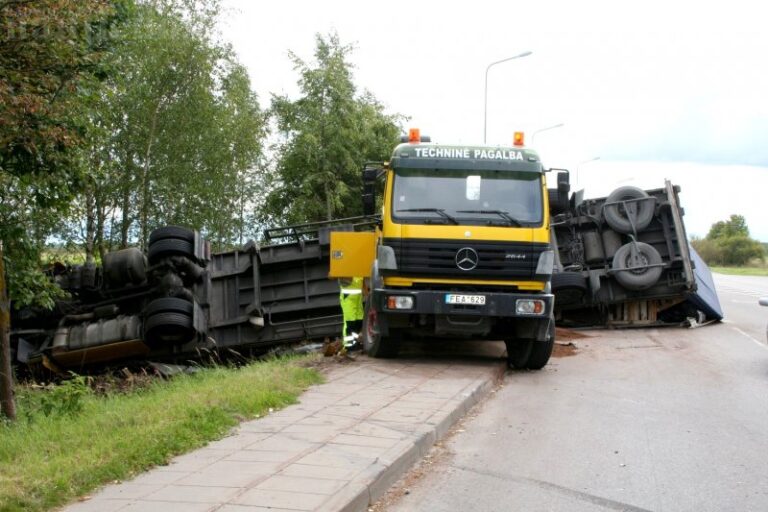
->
xmin=325 ymin=181 xmax=332 ymax=221
xmin=0 ymin=241 xmax=16 ymax=422
xmin=84 ymin=182 xmax=96 ymax=264
xmin=119 ymin=150 xmax=133 ymax=249
xmin=140 ymin=101 xmax=162 ymax=250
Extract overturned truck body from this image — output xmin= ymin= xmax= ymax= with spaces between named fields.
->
xmin=550 ymin=180 xmax=722 ymax=326
xmin=12 ymin=224 xmax=346 ymax=371
xmin=11 ymin=182 xmax=722 ymax=371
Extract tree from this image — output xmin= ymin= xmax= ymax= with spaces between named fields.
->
xmin=266 ymin=33 xmax=402 ymax=225
xmin=0 ymin=0 xmax=120 ymax=421
xmin=707 ymin=214 xmax=750 ymax=240
xmin=68 ymin=0 xmax=266 ymax=254
xmin=692 ymin=214 xmax=765 ymax=266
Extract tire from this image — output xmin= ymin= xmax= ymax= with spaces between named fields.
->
xmin=144 ymin=297 xmax=195 ymax=345
xmin=144 ymin=297 xmax=194 ymax=317
xmin=612 ymin=242 xmax=663 ymax=290
xmin=361 ymin=301 xmax=400 ymax=358
xmin=526 ymin=320 xmax=555 ymax=370
xmin=149 ymin=226 xmax=195 ymax=245
xmin=603 ymin=186 xmax=655 ymax=234
xmin=505 ymin=339 xmax=533 ymax=369
xmin=551 ymin=272 xmax=588 ymax=306
xmin=144 ymin=312 xmax=194 ymax=345
xmin=148 ymin=238 xmax=194 ymax=264
xmin=548 ymin=188 xmax=567 ymax=215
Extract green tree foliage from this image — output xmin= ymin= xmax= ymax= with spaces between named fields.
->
xmin=62 ymin=0 xmax=266 ymax=254
xmin=706 ymin=214 xmax=750 ymax=240
xmin=266 ymin=33 xmax=402 ymax=224
xmin=0 ymin=0 xmax=119 ymax=307
xmin=692 ymin=214 xmax=765 ymax=266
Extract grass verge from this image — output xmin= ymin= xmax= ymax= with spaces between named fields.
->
xmin=711 ymin=266 xmax=768 ymax=277
xmin=0 ymin=358 xmax=323 ymax=512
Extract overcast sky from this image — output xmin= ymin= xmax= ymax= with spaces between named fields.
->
xmin=219 ymin=0 xmax=768 ymax=241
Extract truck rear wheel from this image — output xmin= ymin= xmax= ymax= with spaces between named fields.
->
xmin=361 ymin=303 xmax=400 ymax=358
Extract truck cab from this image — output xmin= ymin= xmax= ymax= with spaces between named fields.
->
xmin=331 ymin=130 xmax=564 ymax=369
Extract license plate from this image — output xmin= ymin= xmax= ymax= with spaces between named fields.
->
xmin=445 ymin=294 xmax=486 ymax=305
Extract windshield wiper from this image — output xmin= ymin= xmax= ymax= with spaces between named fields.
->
xmin=456 ymin=210 xmax=523 ymax=227
xmin=396 ymin=208 xmax=459 ymax=225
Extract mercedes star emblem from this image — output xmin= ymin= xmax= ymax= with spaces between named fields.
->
xmin=455 ymin=247 xmax=479 ymax=271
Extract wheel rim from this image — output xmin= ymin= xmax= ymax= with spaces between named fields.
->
xmin=625 ymin=251 xmax=650 ymax=274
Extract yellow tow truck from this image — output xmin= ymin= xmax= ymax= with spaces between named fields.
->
xmin=330 ymin=129 xmax=569 ymax=369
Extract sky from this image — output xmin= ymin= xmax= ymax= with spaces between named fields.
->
xmin=218 ymin=0 xmax=768 ymax=241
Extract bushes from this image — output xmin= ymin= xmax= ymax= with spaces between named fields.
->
xmin=692 ymin=215 xmax=766 ymax=266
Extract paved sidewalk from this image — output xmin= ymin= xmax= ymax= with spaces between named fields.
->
xmin=64 ymin=352 xmax=505 ymax=512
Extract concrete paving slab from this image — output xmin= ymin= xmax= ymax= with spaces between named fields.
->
xmin=234 ymin=488 xmax=329 ymax=509
xmin=62 ymin=347 xmax=505 ymax=512
xmin=145 ymin=484 xmax=241 ymax=503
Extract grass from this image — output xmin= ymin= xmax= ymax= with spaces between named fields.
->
xmin=0 ymin=358 xmax=323 ymax=512
xmin=711 ymin=266 xmax=768 ymax=276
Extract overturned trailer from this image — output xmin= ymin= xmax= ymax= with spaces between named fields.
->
xmin=10 ymin=182 xmax=722 ymax=371
xmin=12 ymin=223 xmax=355 ymax=371
xmin=550 ymin=180 xmax=723 ymax=326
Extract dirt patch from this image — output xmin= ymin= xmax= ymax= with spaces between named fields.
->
xmin=552 ymin=342 xmax=578 ymax=358
xmin=556 ymin=327 xmax=592 ymax=341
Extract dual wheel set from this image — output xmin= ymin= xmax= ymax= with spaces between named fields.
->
xmin=143 ymin=226 xmax=201 ymax=346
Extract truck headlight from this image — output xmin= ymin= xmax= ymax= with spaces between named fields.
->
xmin=378 ymin=245 xmax=398 ymax=270
xmin=387 ymin=295 xmax=414 ymax=310
xmin=516 ymin=299 xmax=545 ymax=315
xmin=535 ymin=250 xmax=555 ymax=277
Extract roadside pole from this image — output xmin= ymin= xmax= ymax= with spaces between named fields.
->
xmin=0 ymin=241 xmax=16 ymax=421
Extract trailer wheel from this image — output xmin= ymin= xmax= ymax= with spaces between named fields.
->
xmin=148 ymin=238 xmax=194 ymax=264
xmin=551 ymin=272 xmax=588 ymax=306
xmin=144 ymin=297 xmax=194 ymax=345
xmin=361 ymin=303 xmax=400 ymax=358
xmin=149 ymin=225 xmax=195 ymax=245
xmin=526 ymin=320 xmax=555 ymax=370
xmin=604 ymin=186 xmax=655 ymax=234
xmin=612 ymin=242 xmax=663 ymax=290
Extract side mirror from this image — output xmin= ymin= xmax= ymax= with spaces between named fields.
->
xmin=362 ymin=168 xmax=378 ymax=183
xmin=362 ymin=192 xmax=376 ymax=216
xmin=362 ymin=165 xmax=383 ymax=216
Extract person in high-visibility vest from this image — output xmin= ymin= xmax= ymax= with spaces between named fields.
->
xmin=339 ymin=277 xmax=364 ymax=347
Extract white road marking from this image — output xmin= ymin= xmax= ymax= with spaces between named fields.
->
xmin=731 ymin=327 xmax=768 ymax=351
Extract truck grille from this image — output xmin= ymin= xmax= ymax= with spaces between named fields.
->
xmin=384 ymin=238 xmax=549 ymax=280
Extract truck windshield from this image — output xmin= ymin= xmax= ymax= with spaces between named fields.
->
xmin=391 ymin=168 xmax=543 ymax=226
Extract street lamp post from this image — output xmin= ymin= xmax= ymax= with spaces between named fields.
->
xmin=532 ymin=123 xmax=564 ymax=144
xmin=576 ymin=156 xmax=601 ymax=184
xmin=483 ymin=51 xmax=532 ymax=144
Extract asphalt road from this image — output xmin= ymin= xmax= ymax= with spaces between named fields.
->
xmin=714 ymin=273 xmax=768 ymax=345
xmin=384 ymin=274 xmax=768 ymax=512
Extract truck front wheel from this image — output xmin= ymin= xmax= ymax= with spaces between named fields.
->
xmin=362 ymin=303 xmax=400 ymax=358
xmin=505 ymin=320 xmax=555 ymax=370
xmin=525 ymin=322 xmax=555 ymax=370
xmin=505 ymin=339 xmax=533 ymax=369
